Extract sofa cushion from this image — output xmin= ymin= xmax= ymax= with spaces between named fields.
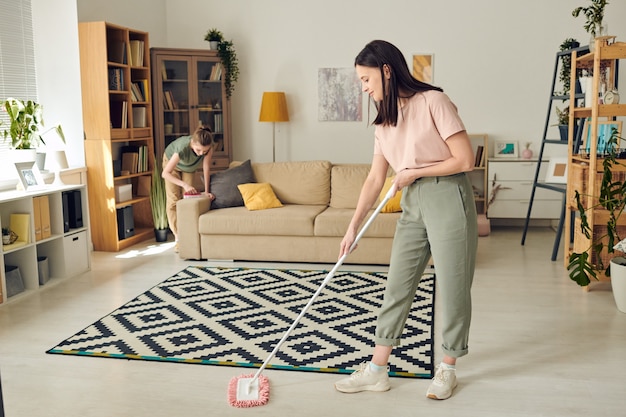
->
xmin=379 ymin=176 xmax=403 ymax=213
xmin=210 ymin=159 xmax=256 ymax=209
xmin=314 ymin=207 xmax=400 ymax=238
xmin=199 ymin=204 xmax=328 ymax=236
xmin=237 ymin=183 xmax=283 ymax=211
xmin=330 ymin=164 xmax=370 ymax=209
xmin=250 ymin=160 xmax=331 ymax=205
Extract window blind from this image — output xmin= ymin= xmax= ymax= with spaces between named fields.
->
xmin=0 ymin=0 xmax=38 ymax=180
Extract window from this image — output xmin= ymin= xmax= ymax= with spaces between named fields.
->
xmin=0 ymin=0 xmax=38 ymax=181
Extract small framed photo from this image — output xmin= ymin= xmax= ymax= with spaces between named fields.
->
xmin=494 ymin=141 xmax=519 ymax=158
xmin=15 ymin=161 xmax=45 ymax=191
xmin=545 ymin=157 xmax=568 ymax=184
xmin=582 ymin=120 xmax=622 ymax=155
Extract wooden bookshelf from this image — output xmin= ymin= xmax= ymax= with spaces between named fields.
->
xmin=78 ymin=21 xmax=155 ymax=251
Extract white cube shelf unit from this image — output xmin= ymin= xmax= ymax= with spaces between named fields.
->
xmin=0 ymin=185 xmax=91 ymax=304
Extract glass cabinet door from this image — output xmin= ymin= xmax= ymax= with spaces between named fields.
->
xmin=160 ymin=58 xmax=191 ymax=153
xmin=195 ymin=58 xmax=225 ymax=155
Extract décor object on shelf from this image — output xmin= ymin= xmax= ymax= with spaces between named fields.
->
xmin=150 ymin=161 xmax=168 ymax=242
xmin=2 ymin=228 xmax=16 ymax=245
xmin=521 ymin=142 xmax=533 ymax=159
xmin=0 ymin=97 xmax=65 ymax=150
xmin=493 ymin=141 xmax=518 ymax=158
xmin=554 ymin=106 xmax=573 ymax=141
xmin=259 ymin=92 xmax=290 ymax=162
xmin=44 ymin=149 xmax=69 ymax=186
xmin=204 ymin=28 xmax=223 ymax=50
xmin=572 ymin=0 xmax=609 ymax=50
xmin=610 ymin=239 xmax=626 ymax=312
xmin=568 ymin=128 xmax=626 ymax=287
xmin=14 ymin=161 xmax=45 ymax=191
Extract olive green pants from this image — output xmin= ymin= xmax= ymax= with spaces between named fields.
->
xmin=375 ymin=172 xmax=477 ymax=358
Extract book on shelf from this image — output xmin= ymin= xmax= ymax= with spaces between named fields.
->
xmin=474 ymin=145 xmax=484 ymax=167
xmin=107 ymin=40 xmax=126 ymax=64
xmin=129 ymin=40 xmax=144 ymax=67
xmin=132 ymin=107 xmax=147 ymax=128
xmin=161 ymin=61 xmax=168 ymax=80
xmin=108 ymin=68 xmax=124 ymax=91
xmin=110 ymin=101 xmax=128 ymax=129
xmin=130 ymin=82 xmax=144 ymax=102
xmin=209 ymin=63 xmax=223 ymax=81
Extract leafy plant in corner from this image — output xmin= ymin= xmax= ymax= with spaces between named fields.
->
xmin=150 ymin=161 xmax=168 ymax=230
xmin=572 ymin=0 xmax=609 ymax=37
xmin=0 ymin=97 xmax=65 ymax=149
xmin=555 ymin=106 xmax=570 ymax=126
xmin=568 ymin=128 xmax=626 ymax=286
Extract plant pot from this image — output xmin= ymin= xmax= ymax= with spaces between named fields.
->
xmin=610 ymin=257 xmax=626 ymax=313
xmin=209 ymin=41 xmax=219 ymax=50
xmin=2 ymin=235 xmax=10 ymax=245
xmin=558 ymin=125 xmax=568 ymax=141
xmin=10 ymin=148 xmax=37 ymax=163
xmin=154 ymin=228 xmax=168 ymax=242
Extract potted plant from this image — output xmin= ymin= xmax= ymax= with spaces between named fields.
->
xmin=1 ymin=97 xmax=65 ymax=162
xmin=150 ymin=162 xmax=169 ymax=242
xmin=554 ymin=106 xmax=574 ymax=142
xmin=572 ymin=0 xmax=609 ymax=47
xmin=568 ymin=127 xmax=626 ymax=310
xmin=203 ymin=29 xmax=239 ymax=100
xmin=204 ymin=28 xmax=223 ymax=50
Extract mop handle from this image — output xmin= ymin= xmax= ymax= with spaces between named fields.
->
xmin=248 ymin=183 xmax=398 ymax=384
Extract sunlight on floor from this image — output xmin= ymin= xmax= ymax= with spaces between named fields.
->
xmin=115 ymin=241 xmax=176 ymax=258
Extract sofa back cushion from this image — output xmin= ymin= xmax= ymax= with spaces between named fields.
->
xmin=330 ymin=164 xmax=371 ymax=209
xmin=250 ymin=160 xmax=332 ymax=205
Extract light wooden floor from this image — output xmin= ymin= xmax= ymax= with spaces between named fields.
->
xmin=0 ymin=227 xmax=624 ymax=417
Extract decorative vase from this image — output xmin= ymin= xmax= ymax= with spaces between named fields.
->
xmin=2 ymin=235 xmax=10 ymax=245
xmin=154 ymin=228 xmax=168 ymax=242
xmin=521 ymin=148 xmax=533 ymax=159
xmin=610 ymin=257 xmax=626 ymax=313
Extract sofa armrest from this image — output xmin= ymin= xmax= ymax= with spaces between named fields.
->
xmin=177 ymin=197 xmax=211 ymax=259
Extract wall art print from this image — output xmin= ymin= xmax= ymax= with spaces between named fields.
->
xmin=318 ymin=68 xmax=362 ymax=122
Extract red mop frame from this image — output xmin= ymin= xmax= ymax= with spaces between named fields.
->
xmin=227 ymin=183 xmax=398 ymax=408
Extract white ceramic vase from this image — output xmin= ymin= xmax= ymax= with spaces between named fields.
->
xmin=610 ymin=257 xmax=626 ymax=313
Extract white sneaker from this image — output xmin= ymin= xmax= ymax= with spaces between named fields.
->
xmin=426 ymin=364 xmax=457 ymax=400
xmin=334 ymin=362 xmax=391 ymax=393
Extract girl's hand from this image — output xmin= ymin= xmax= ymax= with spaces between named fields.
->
xmin=183 ymin=184 xmax=197 ymax=193
xmin=204 ymin=192 xmax=215 ymax=201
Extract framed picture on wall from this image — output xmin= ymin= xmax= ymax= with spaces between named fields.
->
xmin=14 ymin=161 xmax=45 ymax=191
xmin=545 ymin=157 xmax=568 ymax=184
xmin=494 ymin=141 xmax=518 ymax=158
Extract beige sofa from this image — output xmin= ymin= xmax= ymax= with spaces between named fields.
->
xmin=177 ymin=160 xmax=400 ymax=264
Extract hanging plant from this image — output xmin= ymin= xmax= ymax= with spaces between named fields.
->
xmin=572 ymin=0 xmax=609 ymax=37
xmin=217 ymin=40 xmax=239 ymax=100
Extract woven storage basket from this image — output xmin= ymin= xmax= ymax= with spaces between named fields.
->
xmin=569 ymin=162 xmax=626 ymax=210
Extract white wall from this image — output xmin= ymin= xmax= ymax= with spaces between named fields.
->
xmin=76 ymin=0 xmax=626 ymax=164
xmin=31 ymin=0 xmax=84 ymax=167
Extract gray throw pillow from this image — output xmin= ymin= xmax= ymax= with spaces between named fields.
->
xmin=209 ymin=159 xmax=255 ymax=209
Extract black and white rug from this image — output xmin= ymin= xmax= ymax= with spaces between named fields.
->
xmin=48 ymin=267 xmax=436 ymax=378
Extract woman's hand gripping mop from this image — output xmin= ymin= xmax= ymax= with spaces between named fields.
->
xmin=227 ymin=183 xmax=399 ymax=408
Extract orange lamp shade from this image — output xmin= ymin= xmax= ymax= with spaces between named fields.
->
xmin=259 ymin=92 xmax=289 ymax=122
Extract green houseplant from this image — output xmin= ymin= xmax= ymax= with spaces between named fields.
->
xmin=203 ymin=29 xmax=239 ymax=99
xmin=557 ymin=38 xmax=580 ymax=97
xmin=150 ymin=161 xmax=169 ymax=242
xmin=0 ymin=97 xmax=65 ymax=150
xmin=572 ymin=0 xmax=609 ymax=38
xmin=568 ymin=128 xmax=626 ymax=287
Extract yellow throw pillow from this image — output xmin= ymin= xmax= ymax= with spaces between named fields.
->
xmin=237 ymin=183 xmax=283 ymax=211
xmin=379 ymin=176 xmax=402 ymax=213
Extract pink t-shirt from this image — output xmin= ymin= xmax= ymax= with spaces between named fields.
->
xmin=373 ymin=90 xmax=465 ymax=173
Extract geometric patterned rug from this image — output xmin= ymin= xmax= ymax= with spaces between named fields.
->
xmin=47 ymin=267 xmax=436 ymax=378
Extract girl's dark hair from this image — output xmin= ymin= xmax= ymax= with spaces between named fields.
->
xmin=354 ymin=40 xmax=443 ymax=126
xmin=191 ymin=125 xmax=218 ymax=150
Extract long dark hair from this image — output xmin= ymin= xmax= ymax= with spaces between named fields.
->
xmin=354 ymin=40 xmax=442 ymax=126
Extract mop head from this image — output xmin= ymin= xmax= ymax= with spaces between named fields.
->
xmin=227 ymin=373 xmax=270 ymax=408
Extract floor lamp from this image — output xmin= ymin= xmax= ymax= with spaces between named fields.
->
xmin=259 ymin=92 xmax=289 ymax=162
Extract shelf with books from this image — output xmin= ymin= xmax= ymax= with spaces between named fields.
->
xmin=79 ymin=21 xmax=155 ymax=252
